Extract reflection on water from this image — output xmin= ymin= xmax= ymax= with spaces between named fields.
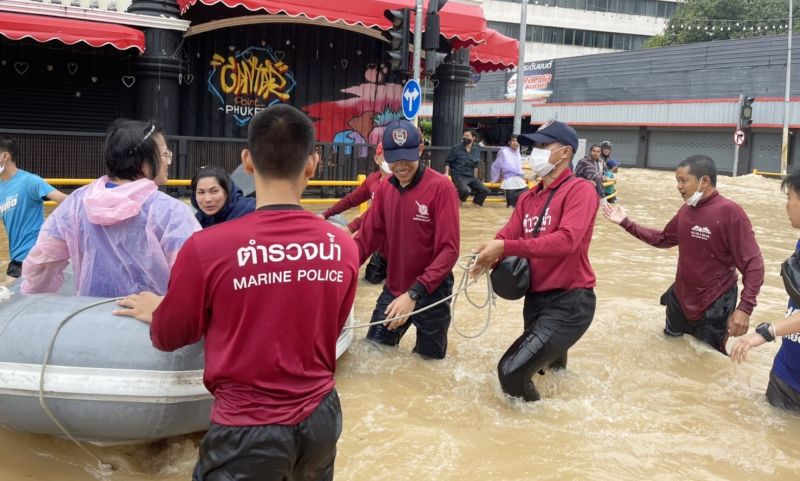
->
xmin=1 ymin=170 xmax=799 ymax=480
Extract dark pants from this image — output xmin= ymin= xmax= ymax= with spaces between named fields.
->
xmin=766 ymin=371 xmax=800 ymax=410
xmin=660 ymin=283 xmax=736 ymax=355
xmin=192 ymin=389 xmax=342 ymax=481
xmin=366 ymin=274 xmax=454 ymax=359
xmin=364 ymin=252 xmax=387 ymax=284
xmin=6 ymin=260 xmax=21 ymax=278
xmin=452 ymin=175 xmax=489 ymax=206
xmin=504 ymin=187 xmax=528 ymax=208
xmin=497 ymin=289 xmax=595 ymax=402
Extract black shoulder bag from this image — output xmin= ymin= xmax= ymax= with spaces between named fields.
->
xmin=781 ymin=246 xmax=800 ymax=306
xmin=490 ymin=181 xmax=565 ymax=300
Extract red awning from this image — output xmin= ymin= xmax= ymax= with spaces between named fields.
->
xmin=0 ymin=12 xmax=145 ymax=52
xmin=470 ymin=29 xmax=518 ymax=73
xmin=178 ymin=0 xmax=486 ymax=47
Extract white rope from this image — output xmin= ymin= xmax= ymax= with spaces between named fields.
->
xmin=344 ymin=254 xmax=496 ymax=338
xmin=39 ymin=297 xmax=120 ymax=472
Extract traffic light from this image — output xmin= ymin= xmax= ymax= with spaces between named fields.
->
xmin=422 ymin=12 xmax=447 ymax=75
xmin=740 ymin=96 xmax=755 ymax=128
xmin=383 ymin=9 xmax=410 ymax=72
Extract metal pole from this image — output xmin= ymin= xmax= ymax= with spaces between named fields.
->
xmin=412 ymin=0 xmax=423 ymax=126
xmin=513 ymin=0 xmax=528 ymax=135
xmin=733 ymin=94 xmax=743 ymax=177
xmin=781 ymin=0 xmax=793 ymax=175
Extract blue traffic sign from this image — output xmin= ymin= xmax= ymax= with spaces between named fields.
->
xmin=401 ymin=79 xmax=422 ymax=120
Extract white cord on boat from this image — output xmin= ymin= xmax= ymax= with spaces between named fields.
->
xmin=39 ymin=297 xmax=121 ymax=472
xmin=344 ymin=253 xmax=496 ymax=338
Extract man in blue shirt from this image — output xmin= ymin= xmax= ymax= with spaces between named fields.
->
xmin=0 ymin=135 xmax=66 ymax=281
xmin=445 ymin=129 xmax=489 ymax=207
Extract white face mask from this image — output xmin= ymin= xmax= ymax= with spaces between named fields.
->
xmin=380 ymin=161 xmax=392 ymax=175
xmin=0 ymin=163 xmax=5 ymax=175
xmin=530 ymin=146 xmax=566 ymax=177
xmin=685 ymin=182 xmax=705 ymax=207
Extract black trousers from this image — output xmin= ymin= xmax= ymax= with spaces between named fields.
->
xmin=452 ymin=175 xmax=489 ymax=205
xmin=660 ymin=283 xmax=736 ymax=355
xmin=6 ymin=260 xmax=21 ymax=278
xmin=497 ymin=288 xmax=595 ymax=402
xmin=192 ymin=389 xmax=342 ymax=481
xmin=766 ymin=371 xmax=800 ymax=410
xmin=504 ymin=187 xmax=528 ymax=208
xmin=366 ymin=274 xmax=454 ymax=359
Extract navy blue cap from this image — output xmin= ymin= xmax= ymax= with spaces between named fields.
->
xmin=382 ymin=119 xmax=420 ymax=163
xmin=519 ymin=120 xmax=578 ymax=152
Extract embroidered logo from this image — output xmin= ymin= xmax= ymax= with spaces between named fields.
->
xmin=690 ymin=225 xmax=711 ymax=241
xmin=413 ymin=200 xmax=430 ymax=222
xmin=392 ymin=128 xmax=408 ymax=146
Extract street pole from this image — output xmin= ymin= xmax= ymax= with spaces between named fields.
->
xmin=781 ymin=0 xmax=793 ymax=175
xmin=512 ymin=0 xmax=527 ymax=135
xmin=733 ymin=93 xmax=743 ymax=177
xmin=412 ymin=0 xmax=423 ymax=126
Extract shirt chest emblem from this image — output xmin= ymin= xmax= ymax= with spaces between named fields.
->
xmin=690 ymin=225 xmax=712 ymax=241
xmin=413 ymin=200 xmax=430 ymax=222
xmin=523 ymin=208 xmax=552 ymax=234
xmin=0 ymin=194 xmax=19 ymax=215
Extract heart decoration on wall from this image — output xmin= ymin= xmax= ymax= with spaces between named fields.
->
xmin=121 ymin=75 xmax=136 ymax=88
xmin=340 ymin=59 xmax=348 ymax=69
xmin=46 ymin=64 xmax=54 ymax=72
xmin=91 ymin=76 xmax=98 ymax=83
xmin=431 ymin=78 xmax=440 ymax=89
xmin=274 ymin=50 xmax=285 ymax=61
xmin=67 ymin=62 xmax=78 ymax=75
xmin=184 ymin=74 xmax=194 ymax=85
xmin=14 ymin=62 xmax=28 ymax=75
xmin=1 ymin=60 xmax=6 ymax=67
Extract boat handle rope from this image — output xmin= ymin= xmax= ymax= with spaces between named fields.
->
xmin=40 ymin=297 xmax=121 ymax=472
xmin=344 ymin=253 xmax=497 ymax=339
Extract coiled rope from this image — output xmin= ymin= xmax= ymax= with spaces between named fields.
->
xmin=344 ymin=253 xmax=496 ymax=338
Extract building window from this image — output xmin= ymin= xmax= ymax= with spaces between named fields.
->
xmin=491 ymin=20 xmax=650 ymax=51
xmin=545 ymin=0 xmax=675 ymax=18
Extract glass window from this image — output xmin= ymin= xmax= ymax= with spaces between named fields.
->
xmin=584 ymin=30 xmax=595 ymax=47
xmin=612 ymin=33 xmax=623 ymax=49
xmin=574 ymin=30 xmax=584 ymax=45
xmin=563 ymin=29 xmax=575 ymax=45
xmin=593 ymin=31 xmax=604 ymax=47
xmin=625 ymin=0 xmax=636 ymax=14
xmin=646 ymin=0 xmax=658 ymax=16
xmin=596 ymin=0 xmax=608 ymax=11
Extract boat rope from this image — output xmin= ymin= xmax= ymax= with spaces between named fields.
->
xmin=39 ymin=297 xmax=121 ymax=472
xmin=344 ymin=253 xmax=496 ymax=338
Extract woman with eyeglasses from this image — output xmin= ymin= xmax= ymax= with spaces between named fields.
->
xmin=20 ymin=119 xmax=200 ymax=297
xmin=190 ymin=165 xmax=255 ymax=228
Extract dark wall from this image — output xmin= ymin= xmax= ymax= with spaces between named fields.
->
xmin=0 ymin=39 xmax=135 ymax=132
xmin=182 ymin=24 xmax=404 ymax=144
xmin=467 ymin=33 xmax=800 ymax=103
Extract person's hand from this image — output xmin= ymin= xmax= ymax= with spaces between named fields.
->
xmin=727 ymin=309 xmax=750 ymax=337
xmin=112 ymin=292 xmax=164 ymax=324
xmin=601 ymin=202 xmax=627 ymax=225
xmin=384 ymin=293 xmax=417 ymax=330
xmin=730 ymin=331 xmax=766 ymax=363
xmin=316 ymin=213 xmax=326 ymax=219
xmin=469 ymin=239 xmax=505 ymax=280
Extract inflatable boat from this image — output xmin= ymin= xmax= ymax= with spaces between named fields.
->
xmin=0 ymin=287 xmax=355 ymax=444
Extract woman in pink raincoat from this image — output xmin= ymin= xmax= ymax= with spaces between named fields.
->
xmin=21 ymin=119 xmax=200 ymax=297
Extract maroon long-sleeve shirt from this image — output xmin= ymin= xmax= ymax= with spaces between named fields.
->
xmin=620 ymin=191 xmax=764 ymax=320
xmin=496 ymin=169 xmax=599 ymax=292
xmin=355 ymin=166 xmax=460 ymax=296
xmin=322 ymin=171 xmax=383 ymax=233
xmin=149 ymin=206 xmax=359 ymax=426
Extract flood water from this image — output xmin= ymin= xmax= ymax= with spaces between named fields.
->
xmin=1 ymin=169 xmax=799 ymax=480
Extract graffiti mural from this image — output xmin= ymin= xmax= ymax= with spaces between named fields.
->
xmin=207 ymin=46 xmax=297 ymax=127
xmin=304 ymin=65 xmax=403 ymax=151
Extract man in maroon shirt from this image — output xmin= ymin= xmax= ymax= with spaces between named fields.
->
xmin=356 ymin=119 xmax=460 ymax=359
xmin=113 ymin=105 xmax=359 ymax=481
xmin=603 ymin=155 xmax=764 ymax=355
xmin=471 ymin=120 xmax=599 ymax=402
xmin=321 ymin=145 xmax=391 ymax=284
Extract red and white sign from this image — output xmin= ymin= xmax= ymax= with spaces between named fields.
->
xmin=734 ymin=129 xmax=746 ymax=146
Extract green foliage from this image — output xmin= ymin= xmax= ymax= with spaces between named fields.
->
xmin=645 ymin=0 xmax=798 ymax=47
xmin=419 ymin=119 xmax=432 ymax=143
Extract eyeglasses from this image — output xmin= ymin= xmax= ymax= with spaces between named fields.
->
xmin=161 ymin=149 xmax=173 ymax=165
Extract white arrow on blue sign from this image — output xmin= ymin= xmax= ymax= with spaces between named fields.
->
xmin=401 ymin=79 xmax=422 ymax=120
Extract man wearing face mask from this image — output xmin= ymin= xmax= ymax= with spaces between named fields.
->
xmin=0 ymin=135 xmax=67 ymax=283
xmin=445 ymin=129 xmax=489 ymax=207
xmin=356 ymin=119 xmax=460 ymax=359
xmin=470 ymin=120 xmax=600 ymax=402
xmin=602 ymin=155 xmax=764 ymax=355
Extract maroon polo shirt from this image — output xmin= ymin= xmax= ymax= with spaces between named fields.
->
xmin=149 ymin=205 xmax=359 ymax=426
xmin=355 ymin=166 xmax=460 ymax=297
xmin=322 ymin=171 xmax=384 ymax=233
xmin=620 ymin=191 xmax=764 ymax=320
xmin=496 ymin=168 xmax=599 ymax=292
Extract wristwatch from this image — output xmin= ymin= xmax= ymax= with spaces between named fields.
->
xmin=407 ymin=289 xmax=421 ymax=301
xmin=755 ymin=322 xmax=776 ymax=342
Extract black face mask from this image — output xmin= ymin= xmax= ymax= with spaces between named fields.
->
xmin=462 ymin=138 xmax=472 ymax=146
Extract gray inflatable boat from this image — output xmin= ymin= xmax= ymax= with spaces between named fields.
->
xmin=0 ymin=287 xmax=355 ymax=444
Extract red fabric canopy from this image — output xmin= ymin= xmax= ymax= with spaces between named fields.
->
xmin=470 ymin=29 xmax=518 ymax=73
xmin=178 ymin=0 xmax=486 ymax=47
xmin=0 ymin=12 xmax=145 ymax=52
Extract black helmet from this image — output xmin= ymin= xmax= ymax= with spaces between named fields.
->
xmin=600 ymin=141 xmax=612 ymax=149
